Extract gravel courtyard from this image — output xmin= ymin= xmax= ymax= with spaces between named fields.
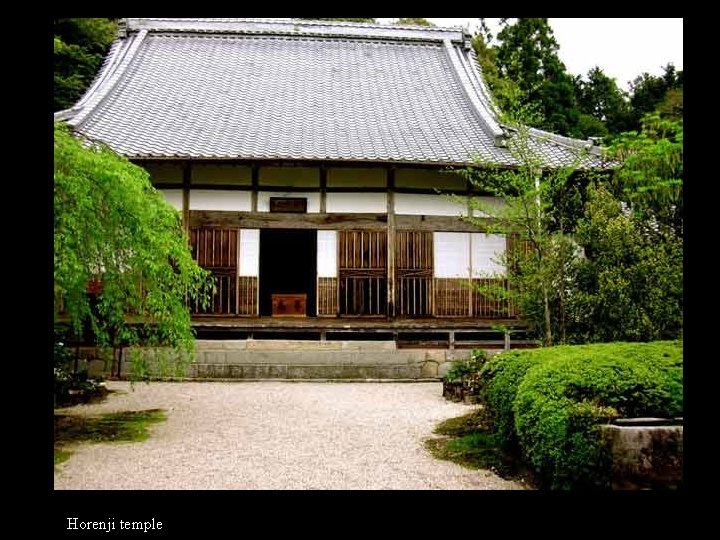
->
xmin=54 ymin=381 xmax=523 ymax=490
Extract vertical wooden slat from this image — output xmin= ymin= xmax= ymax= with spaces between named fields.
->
xmin=251 ymin=165 xmax=259 ymax=213
xmin=182 ymin=163 xmax=191 ymax=236
xmin=387 ymin=168 xmax=396 ymax=318
xmin=320 ymin=166 xmax=327 ymax=214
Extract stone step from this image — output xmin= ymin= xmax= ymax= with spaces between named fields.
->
xmin=187 ymin=362 xmax=432 ymax=379
xmin=193 ymin=349 xmax=447 ymax=366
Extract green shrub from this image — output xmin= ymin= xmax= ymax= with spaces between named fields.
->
xmin=444 ymin=350 xmax=489 ymax=397
xmin=513 ymin=341 xmax=682 ymax=489
xmin=478 ymin=348 xmax=557 ymax=448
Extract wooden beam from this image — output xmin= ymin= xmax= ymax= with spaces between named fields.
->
xmin=190 ymin=211 xmax=388 ymax=230
xmin=251 ymin=165 xmax=259 ymax=213
xmin=189 ymin=210 xmax=494 ymax=232
xmin=387 ymin=168 xmax=396 ymax=319
xmin=182 ymin=162 xmax=191 ymax=235
xmin=320 ymin=166 xmax=327 ymax=214
xmin=395 ymin=215 xmax=495 ymax=232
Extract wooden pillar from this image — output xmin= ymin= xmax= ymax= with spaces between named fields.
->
xmin=319 ymin=165 xmax=327 ymax=214
xmin=468 ymin=232 xmax=473 ymax=317
xmin=251 ymin=164 xmax=259 ymax=213
xmin=387 ymin=168 xmax=396 ymax=319
xmin=182 ymin=162 xmax=191 ymax=236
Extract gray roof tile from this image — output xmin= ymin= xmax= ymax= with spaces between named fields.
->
xmin=58 ymin=18 xmax=608 ymax=169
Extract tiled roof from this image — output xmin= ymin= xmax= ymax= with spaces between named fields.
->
xmin=56 ymin=18 xmax=607 ymax=168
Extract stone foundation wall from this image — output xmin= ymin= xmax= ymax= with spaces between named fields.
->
xmin=70 ymin=340 xmax=473 ymax=380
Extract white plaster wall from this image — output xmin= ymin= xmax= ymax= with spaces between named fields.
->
xmin=239 ymin=229 xmax=259 ymax=277
xmin=470 ymin=196 xmax=506 ymax=218
xmin=326 ymin=192 xmax=387 ymax=213
xmin=160 ymin=189 xmax=183 ymax=210
xmin=471 ymin=233 xmax=506 ymax=277
xmin=257 ymin=192 xmax=321 ymax=213
xmin=189 ymin=190 xmax=252 ymax=211
xmin=434 ymin=232 xmax=470 ymax=278
xmin=317 ymin=230 xmax=337 ymax=278
xmin=395 ymin=193 xmax=467 ymax=216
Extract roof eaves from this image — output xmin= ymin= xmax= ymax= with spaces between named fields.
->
xmin=442 ymin=39 xmax=505 ymax=145
xmin=69 ymin=30 xmax=148 ymax=128
xmin=111 ymin=151 xmax=481 ymax=168
xmin=463 ymin=46 xmax=507 ymax=145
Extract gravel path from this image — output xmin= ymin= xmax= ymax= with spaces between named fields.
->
xmin=54 ymin=381 xmax=523 ymax=490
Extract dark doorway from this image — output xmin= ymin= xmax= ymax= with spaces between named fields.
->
xmin=259 ymin=229 xmax=317 ymax=317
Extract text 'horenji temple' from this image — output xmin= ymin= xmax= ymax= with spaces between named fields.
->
xmin=56 ymin=18 xmax=606 ymax=355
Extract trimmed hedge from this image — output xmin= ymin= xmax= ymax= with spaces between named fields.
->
xmin=477 ymin=350 xmax=545 ymax=448
xmin=479 ymin=341 xmax=683 ymax=489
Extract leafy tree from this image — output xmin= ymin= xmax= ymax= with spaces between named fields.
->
xmin=574 ymin=67 xmax=633 ymax=138
xmin=471 ymin=31 xmax=540 ymax=126
xmin=54 ymin=18 xmax=118 ymax=111
xmin=493 ymin=18 xmax=580 ymax=136
xmin=607 ymin=113 xmax=683 ymax=238
xmin=629 ymin=64 xmax=683 ymax=127
xmin=393 ymin=18 xmax=434 ymax=27
xmin=459 ymin=120 xmax=583 ymax=345
xmin=568 ymin=185 xmax=682 ymax=342
xmin=568 ymin=112 xmax=683 ymax=342
xmin=54 ymin=124 xmax=214 ymax=376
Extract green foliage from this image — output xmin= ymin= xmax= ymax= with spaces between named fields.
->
xmin=574 ymin=67 xmax=633 ymax=138
xmin=569 ymin=184 xmax=683 ymax=342
xmin=55 ymin=409 xmax=167 ymax=445
xmin=477 ymin=348 xmax=550 ymax=448
xmin=427 ymin=410 xmax=534 ymax=484
xmin=55 ymin=449 xmax=73 ymax=467
xmin=493 ymin=18 xmax=580 ymax=136
xmin=472 ymin=31 xmax=542 ymax=126
xmin=54 ymin=124 xmax=214 ymax=377
xmin=54 ymin=332 xmax=108 ymax=406
xmin=607 ymin=113 xmax=683 ymax=238
xmin=459 ymin=122 xmax=584 ymax=345
xmin=433 ymin=410 xmax=486 ymax=437
xmin=54 ymin=409 xmax=168 ymax=468
xmin=473 ymin=21 xmax=680 ymax=139
xmin=511 ymin=341 xmax=682 ymax=489
xmin=393 ymin=18 xmax=434 ymax=27
xmin=444 ymin=350 xmax=488 ymax=382
xmin=54 ymin=18 xmax=118 ymax=111
xmin=630 ymin=64 xmax=683 ymax=127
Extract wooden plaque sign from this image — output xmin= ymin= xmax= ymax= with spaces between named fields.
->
xmin=269 ymin=197 xmax=307 ymax=213
xmin=272 ymin=293 xmax=308 ymax=317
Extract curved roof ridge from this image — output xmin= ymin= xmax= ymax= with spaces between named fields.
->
xmin=54 ymin=30 xmax=148 ymax=124
xmin=527 ymin=126 xmax=603 ymax=156
xmin=54 ymin=37 xmax=127 ymax=122
xmin=125 ymin=18 xmax=467 ymax=43
xmin=463 ymin=46 xmax=506 ymax=136
xmin=67 ymin=30 xmax=148 ymax=128
xmin=441 ymin=39 xmax=504 ymax=144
